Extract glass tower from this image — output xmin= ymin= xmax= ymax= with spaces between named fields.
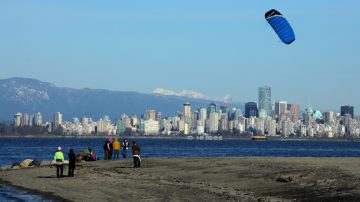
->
xmin=341 ymin=105 xmax=354 ymax=118
xmin=245 ymin=102 xmax=258 ymax=118
xmin=258 ymin=86 xmax=271 ymax=116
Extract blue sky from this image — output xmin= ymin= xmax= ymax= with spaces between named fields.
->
xmin=1 ymin=1 xmax=359 ymax=113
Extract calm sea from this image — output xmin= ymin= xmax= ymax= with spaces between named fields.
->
xmin=1 ymin=137 xmax=360 ymax=201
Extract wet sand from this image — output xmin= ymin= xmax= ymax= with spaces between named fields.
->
xmin=1 ymin=157 xmax=360 ymax=201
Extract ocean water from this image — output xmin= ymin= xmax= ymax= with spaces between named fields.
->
xmin=1 ymin=137 xmax=360 ymax=201
xmin=1 ymin=137 xmax=360 ymax=166
xmin=0 ymin=184 xmax=52 ymax=202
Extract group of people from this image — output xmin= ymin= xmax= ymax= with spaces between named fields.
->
xmin=103 ymin=138 xmax=129 ymax=160
xmin=53 ymin=147 xmax=76 ymax=178
xmin=53 ymin=138 xmax=141 ymax=178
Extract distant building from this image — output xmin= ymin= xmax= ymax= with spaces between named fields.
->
xmin=34 ymin=112 xmax=42 ymax=126
xmin=287 ymin=104 xmax=300 ymax=122
xmin=143 ymin=119 xmax=159 ymax=135
xmin=183 ymin=102 xmax=191 ymax=128
xmin=54 ymin=112 xmax=63 ymax=128
xmin=209 ymin=112 xmax=219 ymax=133
xmin=207 ymin=103 xmax=217 ymax=117
xmin=244 ymin=102 xmax=258 ymax=118
xmin=233 ymin=108 xmax=243 ymax=119
xmin=22 ymin=113 xmax=29 ymax=127
xmin=220 ymin=105 xmax=228 ymax=114
xmin=324 ymin=111 xmax=335 ymax=124
xmin=258 ymin=86 xmax=271 ymax=116
xmin=198 ymin=108 xmax=207 ymax=126
xmin=145 ymin=109 xmax=157 ymax=120
xmin=341 ymin=105 xmax=354 ymax=118
xmin=14 ymin=113 xmax=22 ymax=127
xmin=183 ymin=102 xmax=191 ymax=118
xmin=275 ymin=100 xmax=287 ymax=118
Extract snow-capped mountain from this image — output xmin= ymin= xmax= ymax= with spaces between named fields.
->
xmin=0 ymin=78 xmax=243 ymax=121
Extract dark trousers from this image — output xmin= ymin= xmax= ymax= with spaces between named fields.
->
xmin=108 ymin=150 xmax=113 ymax=160
xmin=122 ymin=150 xmax=128 ymax=158
xmin=104 ymin=150 xmax=109 ymax=160
xmin=113 ymin=150 xmax=119 ymax=159
xmin=68 ymin=165 xmax=75 ymax=177
xmin=56 ymin=164 xmax=63 ymax=178
xmin=133 ymin=156 xmax=141 ymax=168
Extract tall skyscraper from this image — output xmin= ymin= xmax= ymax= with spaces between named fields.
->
xmin=207 ymin=103 xmax=217 ymax=117
xmin=209 ymin=111 xmax=219 ymax=133
xmin=275 ymin=101 xmax=287 ymax=117
xmin=145 ymin=109 xmax=157 ymax=120
xmin=258 ymin=86 xmax=271 ymax=116
xmin=287 ymin=104 xmax=300 ymax=122
xmin=54 ymin=112 xmax=63 ymax=128
xmin=22 ymin=113 xmax=29 ymax=127
xmin=14 ymin=113 xmax=22 ymax=127
xmin=341 ymin=105 xmax=354 ymax=118
xmin=198 ymin=107 xmax=207 ymax=126
xmin=245 ymin=102 xmax=258 ymax=118
xmin=34 ymin=112 xmax=42 ymax=126
xmin=324 ymin=111 xmax=335 ymax=124
xmin=183 ymin=102 xmax=191 ymax=117
xmin=220 ymin=105 xmax=228 ymax=114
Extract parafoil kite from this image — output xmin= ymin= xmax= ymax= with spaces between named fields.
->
xmin=265 ymin=9 xmax=295 ymax=45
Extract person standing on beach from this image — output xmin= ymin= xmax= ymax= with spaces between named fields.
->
xmin=108 ymin=137 xmax=114 ymax=160
xmin=113 ymin=138 xmax=120 ymax=160
xmin=122 ymin=139 xmax=129 ymax=158
xmin=103 ymin=139 xmax=110 ymax=160
xmin=54 ymin=147 xmax=64 ymax=178
xmin=132 ymin=141 xmax=141 ymax=168
xmin=68 ymin=149 xmax=76 ymax=177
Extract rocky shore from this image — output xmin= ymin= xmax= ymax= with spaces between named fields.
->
xmin=1 ymin=157 xmax=360 ymax=201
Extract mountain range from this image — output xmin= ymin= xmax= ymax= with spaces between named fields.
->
xmin=0 ymin=77 xmax=243 ymax=122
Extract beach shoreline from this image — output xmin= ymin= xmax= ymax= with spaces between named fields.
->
xmin=1 ymin=157 xmax=360 ymax=201
xmin=1 ymin=135 xmax=359 ymax=143
xmin=0 ymin=179 xmax=70 ymax=202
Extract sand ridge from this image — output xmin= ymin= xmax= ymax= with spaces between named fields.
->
xmin=1 ymin=157 xmax=360 ymax=201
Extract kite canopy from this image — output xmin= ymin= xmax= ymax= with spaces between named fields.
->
xmin=265 ymin=9 xmax=295 ymax=45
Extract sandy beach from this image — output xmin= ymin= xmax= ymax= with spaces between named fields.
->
xmin=1 ymin=157 xmax=360 ymax=201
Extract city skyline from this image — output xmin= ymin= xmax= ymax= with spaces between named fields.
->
xmin=1 ymin=1 xmax=359 ymax=112
xmin=7 ymin=101 xmax=359 ymax=139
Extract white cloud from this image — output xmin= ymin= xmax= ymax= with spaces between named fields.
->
xmin=153 ymin=88 xmax=231 ymax=103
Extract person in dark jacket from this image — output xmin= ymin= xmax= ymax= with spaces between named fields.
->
xmin=68 ymin=149 xmax=76 ymax=177
xmin=122 ymin=139 xmax=129 ymax=158
xmin=132 ymin=141 xmax=141 ymax=168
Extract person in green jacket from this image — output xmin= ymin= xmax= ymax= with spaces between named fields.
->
xmin=54 ymin=147 xmax=65 ymax=178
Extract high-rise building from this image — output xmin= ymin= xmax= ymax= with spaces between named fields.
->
xmin=287 ymin=104 xmax=300 ymax=122
xmin=207 ymin=103 xmax=217 ymax=117
xmin=22 ymin=113 xmax=29 ymax=127
xmin=34 ymin=112 xmax=42 ymax=126
xmin=258 ymin=86 xmax=271 ymax=116
xmin=145 ymin=109 xmax=157 ymax=120
xmin=341 ymin=105 xmax=354 ymax=118
xmin=54 ymin=112 xmax=63 ymax=128
xmin=143 ymin=119 xmax=159 ymax=135
xmin=130 ymin=114 xmax=139 ymax=128
xmin=183 ymin=102 xmax=191 ymax=118
xmin=198 ymin=108 xmax=207 ymax=126
xmin=220 ymin=105 xmax=228 ymax=114
xmin=209 ymin=112 xmax=219 ymax=133
xmin=233 ymin=108 xmax=243 ymax=119
xmin=324 ymin=111 xmax=335 ymax=124
xmin=275 ymin=101 xmax=287 ymax=117
xmin=14 ymin=113 xmax=22 ymax=127
xmin=244 ymin=102 xmax=258 ymax=118
xmin=183 ymin=102 xmax=191 ymax=128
